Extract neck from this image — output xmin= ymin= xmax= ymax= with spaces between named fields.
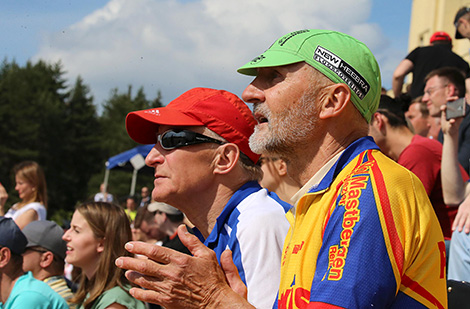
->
xmin=171 ymin=181 xmax=243 ymax=239
xmin=83 ymin=258 xmax=99 ymax=280
xmin=275 ymin=179 xmax=301 ymax=204
xmin=35 ymin=268 xmax=57 ymax=281
xmin=383 ymin=127 xmax=414 ymax=161
xmin=287 ymin=127 xmax=366 ymax=186
xmin=0 ymin=271 xmax=21 ymax=304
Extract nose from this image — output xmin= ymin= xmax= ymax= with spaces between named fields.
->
xmin=242 ymin=79 xmax=265 ymax=104
xmin=62 ymin=229 xmax=70 ymax=241
xmin=422 ymin=93 xmax=429 ymax=103
xmin=145 ymin=146 xmax=164 ymax=167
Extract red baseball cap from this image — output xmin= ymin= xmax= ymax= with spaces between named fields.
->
xmin=430 ymin=31 xmax=452 ymax=44
xmin=126 ymin=87 xmax=260 ymax=163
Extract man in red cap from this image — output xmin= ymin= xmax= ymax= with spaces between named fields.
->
xmin=124 ymin=87 xmax=290 ymax=308
xmin=392 ymin=31 xmax=470 ymax=99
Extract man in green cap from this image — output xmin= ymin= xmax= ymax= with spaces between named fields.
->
xmin=116 ymin=29 xmax=447 ymax=308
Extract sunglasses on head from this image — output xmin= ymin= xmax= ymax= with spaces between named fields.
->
xmin=156 ymin=129 xmax=224 ymax=150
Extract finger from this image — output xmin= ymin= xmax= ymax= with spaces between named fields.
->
xmin=115 ymin=255 xmax=166 ymax=277
xmin=220 ymin=250 xmax=247 ymax=299
xmin=124 ymin=270 xmax=168 ymax=291
xmin=446 ymin=96 xmax=460 ymax=103
xmin=464 ymin=216 xmax=470 ymax=234
xmin=123 ymin=241 xmax=174 ymax=264
xmin=452 ymin=212 xmax=463 ymax=231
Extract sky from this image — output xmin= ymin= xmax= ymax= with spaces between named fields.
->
xmin=1 ymin=0 xmax=412 ymax=108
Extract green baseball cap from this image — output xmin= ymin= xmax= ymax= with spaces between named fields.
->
xmin=237 ymin=29 xmax=381 ymax=122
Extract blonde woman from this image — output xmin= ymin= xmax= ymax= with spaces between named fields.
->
xmin=1 ymin=161 xmax=47 ymax=229
xmin=62 ymin=202 xmax=145 ymax=309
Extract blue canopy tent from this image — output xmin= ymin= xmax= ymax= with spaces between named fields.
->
xmin=104 ymin=144 xmax=154 ymax=195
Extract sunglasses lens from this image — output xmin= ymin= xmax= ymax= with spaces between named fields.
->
xmin=161 ymin=130 xmax=195 ymax=149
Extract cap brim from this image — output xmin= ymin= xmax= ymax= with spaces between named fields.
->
xmin=126 ymin=108 xmax=204 ymax=144
xmin=237 ymin=50 xmax=305 ymax=76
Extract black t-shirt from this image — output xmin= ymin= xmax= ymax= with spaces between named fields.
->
xmin=161 ymin=225 xmax=193 ymax=255
xmin=406 ymin=45 xmax=470 ymax=99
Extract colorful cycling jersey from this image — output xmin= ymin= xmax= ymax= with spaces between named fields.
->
xmin=275 ymin=137 xmax=447 ymax=309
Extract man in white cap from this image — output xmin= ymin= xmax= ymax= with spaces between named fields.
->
xmin=147 ymin=202 xmax=192 ymax=255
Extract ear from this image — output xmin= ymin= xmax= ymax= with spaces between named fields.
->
xmin=39 ymin=251 xmax=55 ymax=268
xmin=0 ymin=247 xmax=11 ymax=268
xmin=446 ymin=83 xmax=459 ymax=97
xmin=371 ymin=112 xmax=387 ymax=132
xmin=213 ymin=144 xmax=239 ymax=175
xmin=96 ymin=238 xmax=105 ymax=254
xmin=275 ymin=159 xmax=288 ymax=177
xmin=319 ymin=84 xmax=351 ymax=120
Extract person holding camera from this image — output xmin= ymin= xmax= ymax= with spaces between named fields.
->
xmin=369 ymin=94 xmax=469 ymax=241
xmin=422 ymin=67 xmax=470 ymax=172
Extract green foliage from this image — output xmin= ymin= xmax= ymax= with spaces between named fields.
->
xmin=0 ymin=58 xmax=162 ymax=218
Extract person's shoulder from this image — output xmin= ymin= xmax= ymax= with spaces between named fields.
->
xmin=366 ymin=149 xmax=423 ymax=183
xmin=406 ymin=135 xmax=442 ymax=153
xmin=8 ymin=273 xmax=68 ymax=308
xmin=238 ymin=188 xmax=290 ymax=215
xmin=93 ymin=285 xmax=145 ymax=309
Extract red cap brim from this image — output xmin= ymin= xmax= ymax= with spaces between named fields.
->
xmin=126 ymin=108 xmax=204 ymax=144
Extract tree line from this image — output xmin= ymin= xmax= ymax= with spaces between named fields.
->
xmin=0 ymin=58 xmax=162 ymax=223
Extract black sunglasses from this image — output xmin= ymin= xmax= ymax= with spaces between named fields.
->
xmin=157 ymin=129 xmax=224 ymax=150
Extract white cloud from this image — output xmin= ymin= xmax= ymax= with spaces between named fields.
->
xmin=34 ymin=0 xmax=398 ymax=107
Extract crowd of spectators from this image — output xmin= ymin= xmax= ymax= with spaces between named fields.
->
xmin=3 ymin=7 xmax=470 ymax=308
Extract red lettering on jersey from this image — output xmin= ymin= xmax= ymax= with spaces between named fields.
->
xmin=295 ymin=288 xmax=311 ymax=307
xmin=328 ymin=170 xmax=367 ymax=281
xmin=279 ymin=287 xmax=311 ymax=308
xmin=293 ymin=241 xmax=305 ymax=254
xmin=279 ymin=288 xmax=293 ymax=309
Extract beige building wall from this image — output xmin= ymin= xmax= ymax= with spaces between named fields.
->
xmin=409 ymin=0 xmax=470 ymax=61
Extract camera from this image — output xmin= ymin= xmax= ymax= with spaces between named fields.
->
xmin=446 ymin=97 xmax=467 ymax=120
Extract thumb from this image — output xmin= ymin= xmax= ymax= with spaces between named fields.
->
xmin=220 ymin=250 xmax=247 ymax=300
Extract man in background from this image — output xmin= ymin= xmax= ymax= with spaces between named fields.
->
xmin=423 ymin=66 xmax=470 ymax=172
xmin=454 ymin=6 xmax=470 ymax=40
xmin=22 ymin=220 xmax=75 ymax=307
xmin=369 ymin=95 xmax=468 ymax=240
xmin=139 ymin=186 xmax=151 ymax=208
xmin=147 ymin=201 xmax=192 ymax=255
xmin=94 ymin=183 xmax=113 ymax=202
xmin=125 ymin=195 xmax=138 ymax=222
xmin=393 ymin=31 xmax=470 ymax=99
xmin=0 ymin=217 xmax=68 ymax=308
